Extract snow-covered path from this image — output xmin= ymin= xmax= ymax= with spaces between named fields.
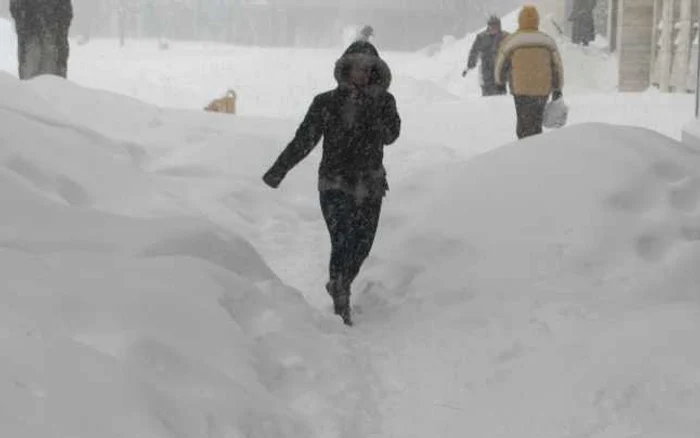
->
xmin=245 ymin=111 xmax=700 ymax=437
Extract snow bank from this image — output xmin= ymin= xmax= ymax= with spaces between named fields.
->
xmin=358 ymin=124 xmax=700 ymax=437
xmin=0 ymin=74 xmax=378 ymax=438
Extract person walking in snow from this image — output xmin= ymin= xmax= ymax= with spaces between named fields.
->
xmin=262 ymin=41 xmax=401 ymax=326
xmin=569 ymin=0 xmax=597 ymax=47
xmin=495 ymin=5 xmax=564 ymax=139
xmin=463 ymin=15 xmax=509 ymax=97
xmin=10 ymin=0 xmax=73 ymax=80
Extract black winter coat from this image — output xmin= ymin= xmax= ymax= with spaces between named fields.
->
xmin=264 ymin=42 xmax=401 ymax=199
xmin=10 ymin=0 xmax=72 ymax=33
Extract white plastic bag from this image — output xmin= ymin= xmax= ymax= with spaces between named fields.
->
xmin=543 ymin=98 xmax=569 ymax=129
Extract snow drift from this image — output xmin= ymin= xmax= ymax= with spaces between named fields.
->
xmin=1 ymin=24 xmax=700 ymax=437
xmin=358 ymin=124 xmax=700 ymax=437
xmin=0 ymin=73 xmax=378 ymax=438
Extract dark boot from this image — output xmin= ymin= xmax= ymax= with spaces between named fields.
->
xmin=333 ymin=292 xmax=352 ymax=326
xmin=326 ymin=280 xmax=352 ymax=326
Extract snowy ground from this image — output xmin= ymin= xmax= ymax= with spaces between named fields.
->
xmin=2 ymin=14 xmax=700 ymax=438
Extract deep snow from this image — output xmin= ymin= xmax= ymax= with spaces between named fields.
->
xmin=0 ymin=72 xmax=381 ymax=438
xmin=1 ymin=12 xmax=700 ymax=438
xmin=360 ymin=124 xmax=700 ymax=436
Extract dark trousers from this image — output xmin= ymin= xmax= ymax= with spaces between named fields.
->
xmin=482 ymin=84 xmax=507 ymax=97
xmin=514 ymin=95 xmax=548 ymax=139
xmin=16 ymin=30 xmax=70 ymax=79
xmin=320 ymin=190 xmax=382 ymax=293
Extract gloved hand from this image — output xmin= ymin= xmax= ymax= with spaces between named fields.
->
xmin=462 ymin=69 xmax=468 ymax=77
xmin=552 ymin=90 xmax=563 ymax=101
xmin=262 ymin=168 xmax=285 ymax=188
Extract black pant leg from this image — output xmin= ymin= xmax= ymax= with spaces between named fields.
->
xmin=56 ymin=31 xmax=70 ymax=78
xmin=514 ymin=95 xmax=527 ymax=139
xmin=320 ymin=190 xmax=382 ymax=292
xmin=483 ymin=84 xmax=507 ymax=97
xmin=530 ymin=97 xmax=548 ymax=136
xmin=514 ymin=95 xmax=548 ymax=139
xmin=320 ymin=190 xmax=354 ymax=286
xmin=343 ymin=197 xmax=382 ymax=286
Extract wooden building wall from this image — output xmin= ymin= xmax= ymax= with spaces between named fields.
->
xmin=616 ymin=0 xmax=655 ymax=91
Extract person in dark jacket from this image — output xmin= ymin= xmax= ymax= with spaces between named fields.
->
xmin=262 ymin=41 xmax=401 ymax=326
xmin=569 ymin=0 xmax=597 ymax=46
xmin=10 ymin=0 xmax=73 ymax=79
xmin=463 ymin=15 xmax=509 ymax=96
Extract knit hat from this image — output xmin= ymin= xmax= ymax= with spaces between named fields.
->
xmin=518 ymin=5 xmax=540 ymax=31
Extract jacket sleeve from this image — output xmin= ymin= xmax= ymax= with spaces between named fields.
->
xmin=467 ymin=34 xmax=484 ymax=69
xmin=377 ymin=93 xmax=401 ymax=145
xmin=551 ymin=46 xmax=565 ymax=91
xmin=265 ymin=96 xmax=324 ymax=179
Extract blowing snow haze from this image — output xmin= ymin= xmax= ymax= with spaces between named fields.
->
xmin=23 ymin=0 xmax=528 ymax=50
xmin=2 ymin=0 xmax=700 ymax=435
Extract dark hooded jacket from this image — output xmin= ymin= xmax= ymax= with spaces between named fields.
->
xmin=264 ymin=41 xmax=401 ymax=199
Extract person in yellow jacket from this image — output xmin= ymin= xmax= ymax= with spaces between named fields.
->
xmin=495 ymin=5 xmax=564 ymax=139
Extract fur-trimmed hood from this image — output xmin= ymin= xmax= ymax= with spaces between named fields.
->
xmin=333 ymin=41 xmax=392 ymax=94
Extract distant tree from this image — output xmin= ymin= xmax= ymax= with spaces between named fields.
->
xmin=10 ymin=0 xmax=73 ymax=79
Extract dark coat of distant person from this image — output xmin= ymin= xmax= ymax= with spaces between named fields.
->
xmin=570 ymin=0 xmax=596 ymax=46
xmin=10 ymin=0 xmax=73 ymax=79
